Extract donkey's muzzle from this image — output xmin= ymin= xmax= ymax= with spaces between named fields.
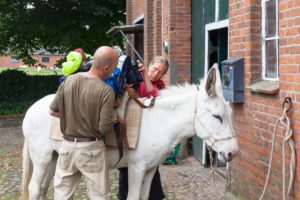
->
xmin=220 ymin=151 xmax=233 ymax=162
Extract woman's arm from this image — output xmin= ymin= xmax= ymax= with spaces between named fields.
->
xmin=137 ymin=60 xmax=153 ymax=92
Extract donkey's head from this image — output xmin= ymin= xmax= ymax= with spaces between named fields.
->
xmin=194 ymin=63 xmax=239 ymax=162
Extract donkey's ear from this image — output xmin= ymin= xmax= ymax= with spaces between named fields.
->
xmin=205 ymin=63 xmax=223 ymax=97
xmin=205 ymin=65 xmax=217 ymax=97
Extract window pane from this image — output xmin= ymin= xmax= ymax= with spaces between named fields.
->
xmin=219 ymin=0 xmax=229 ymax=20
xmin=265 ymin=0 xmax=276 ymax=37
xmin=42 ymin=57 xmax=49 ymax=63
xmin=265 ymin=40 xmax=277 ymax=78
xmin=11 ymin=56 xmax=18 ymax=63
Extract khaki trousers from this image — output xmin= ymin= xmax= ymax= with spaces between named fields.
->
xmin=54 ymin=140 xmax=109 ymax=200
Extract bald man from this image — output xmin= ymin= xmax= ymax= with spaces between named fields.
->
xmin=50 ymin=46 xmax=118 ymax=200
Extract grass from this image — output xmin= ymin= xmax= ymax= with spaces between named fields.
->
xmin=0 ymin=67 xmax=8 ymax=73
xmin=2 ymin=193 xmax=19 ymax=200
xmin=0 ymin=67 xmax=62 ymax=76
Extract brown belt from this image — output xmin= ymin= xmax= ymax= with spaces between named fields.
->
xmin=63 ymin=135 xmax=102 ymax=142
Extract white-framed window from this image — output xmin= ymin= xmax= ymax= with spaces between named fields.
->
xmin=10 ymin=56 xmax=19 ymax=63
xmin=42 ymin=56 xmax=50 ymax=63
xmin=262 ymin=0 xmax=279 ymax=80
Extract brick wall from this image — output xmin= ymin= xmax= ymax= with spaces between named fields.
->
xmin=0 ymin=55 xmax=64 ymax=68
xmin=143 ymin=0 xmax=155 ymax=66
xmin=153 ymin=1 xmax=162 ymax=58
xmin=132 ymin=0 xmax=144 ymax=20
xmin=126 ymin=0 xmax=133 ymax=57
xmin=229 ymin=0 xmax=300 ymax=199
xmin=127 ymin=0 xmax=191 ymax=85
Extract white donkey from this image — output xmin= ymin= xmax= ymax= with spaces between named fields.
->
xmin=21 ymin=64 xmax=239 ymax=200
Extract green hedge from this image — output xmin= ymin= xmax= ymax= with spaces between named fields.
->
xmin=0 ymin=69 xmax=61 ymax=114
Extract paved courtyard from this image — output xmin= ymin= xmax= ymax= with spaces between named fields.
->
xmin=0 ymin=117 xmax=226 ymax=200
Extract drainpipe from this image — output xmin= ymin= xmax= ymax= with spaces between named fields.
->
xmin=167 ymin=0 xmax=178 ymax=85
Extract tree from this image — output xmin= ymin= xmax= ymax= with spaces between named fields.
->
xmin=0 ymin=0 xmax=125 ymax=65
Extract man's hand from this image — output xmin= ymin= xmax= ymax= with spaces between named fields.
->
xmin=49 ymin=109 xmax=60 ymax=118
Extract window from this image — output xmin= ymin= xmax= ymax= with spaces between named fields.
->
xmin=10 ymin=56 xmax=19 ymax=63
xmin=42 ymin=57 xmax=50 ymax=63
xmin=262 ymin=0 xmax=279 ymax=80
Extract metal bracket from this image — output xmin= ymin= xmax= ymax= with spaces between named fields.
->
xmin=119 ymin=30 xmax=144 ymax=64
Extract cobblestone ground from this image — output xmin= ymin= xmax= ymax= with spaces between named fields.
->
xmin=0 ymin=118 xmax=226 ymax=200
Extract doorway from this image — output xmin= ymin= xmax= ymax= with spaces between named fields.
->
xmin=203 ymin=21 xmax=228 ymax=167
xmin=208 ymin=27 xmax=228 ymax=71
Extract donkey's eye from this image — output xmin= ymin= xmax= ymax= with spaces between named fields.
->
xmin=213 ymin=114 xmax=223 ymax=123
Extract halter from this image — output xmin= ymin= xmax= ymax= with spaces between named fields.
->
xmin=192 ymin=89 xmax=236 ymax=149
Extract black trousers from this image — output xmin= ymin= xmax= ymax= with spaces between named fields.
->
xmin=117 ymin=167 xmax=165 ymax=200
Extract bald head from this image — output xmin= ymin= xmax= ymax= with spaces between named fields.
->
xmin=92 ymin=46 xmax=118 ymax=69
xmin=91 ymin=46 xmax=118 ymax=78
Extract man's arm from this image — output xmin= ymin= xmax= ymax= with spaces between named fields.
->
xmin=98 ymin=88 xmax=115 ymax=135
xmin=49 ymin=84 xmax=64 ymax=118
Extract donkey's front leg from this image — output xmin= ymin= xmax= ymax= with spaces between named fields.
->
xmin=140 ymin=167 xmax=157 ymax=200
xmin=127 ymin=164 xmax=146 ymax=200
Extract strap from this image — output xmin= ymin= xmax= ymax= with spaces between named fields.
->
xmin=115 ymin=115 xmax=129 ymax=148
xmin=113 ymin=123 xmax=123 ymax=167
xmin=63 ymin=135 xmax=101 ymax=142
xmin=124 ymin=85 xmax=156 ymax=109
xmin=119 ymin=122 xmax=129 ymax=148
xmin=132 ymin=97 xmax=155 ymax=109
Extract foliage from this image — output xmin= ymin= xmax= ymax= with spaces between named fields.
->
xmin=0 ymin=0 xmax=125 ymax=65
xmin=0 ymin=69 xmax=61 ymax=114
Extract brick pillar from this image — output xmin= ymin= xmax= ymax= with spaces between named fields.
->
xmin=126 ymin=0 xmax=134 ymax=57
xmin=165 ymin=0 xmax=192 ymax=84
xmin=153 ymin=0 xmax=162 ymax=57
xmin=144 ymin=0 xmax=154 ymax=67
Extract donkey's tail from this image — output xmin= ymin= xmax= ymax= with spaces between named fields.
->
xmin=21 ymin=140 xmax=33 ymax=200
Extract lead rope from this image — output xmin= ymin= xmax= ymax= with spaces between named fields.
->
xmin=208 ymin=146 xmax=217 ymax=193
xmin=225 ymin=163 xmax=232 ymax=194
xmin=259 ymin=97 xmax=295 ymax=200
xmin=208 ymin=145 xmax=232 ymax=199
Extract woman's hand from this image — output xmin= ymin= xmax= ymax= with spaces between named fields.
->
xmin=137 ymin=60 xmax=147 ymax=74
xmin=136 ymin=60 xmax=153 ymax=92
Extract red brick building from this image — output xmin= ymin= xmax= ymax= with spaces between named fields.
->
xmin=124 ymin=0 xmax=300 ymax=199
xmin=0 ymin=49 xmax=64 ymax=68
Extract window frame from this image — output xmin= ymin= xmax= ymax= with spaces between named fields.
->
xmin=10 ymin=56 xmax=19 ymax=63
xmin=42 ymin=56 xmax=50 ymax=63
xmin=261 ymin=0 xmax=279 ymax=80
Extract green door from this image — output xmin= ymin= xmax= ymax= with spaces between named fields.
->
xmin=191 ymin=0 xmax=215 ymax=165
xmin=191 ymin=0 xmax=228 ymax=165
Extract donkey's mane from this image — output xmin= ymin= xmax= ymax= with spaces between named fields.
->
xmin=158 ymin=82 xmax=198 ymax=98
